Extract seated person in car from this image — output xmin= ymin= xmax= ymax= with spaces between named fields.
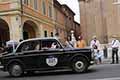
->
xmin=51 ymin=42 xmax=57 ymax=49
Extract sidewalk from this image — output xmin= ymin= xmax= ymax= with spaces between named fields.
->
xmin=102 ymin=58 xmax=120 ymax=64
xmin=102 ymin=58 xmax=111 ymax=64
xmin=99 ymin=47 xmax=120 ymax=64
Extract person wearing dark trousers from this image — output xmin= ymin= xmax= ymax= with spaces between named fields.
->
xmin=111 ymin=35 xmax=120 ymax=64
xmin=112 ymin=48 xmax=119 ymax=64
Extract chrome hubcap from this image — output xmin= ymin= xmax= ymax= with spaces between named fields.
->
xmin=11 ymin=65 xmax=22 ymax=76
xmin=75 ymin=61 xmax=84 ymax=69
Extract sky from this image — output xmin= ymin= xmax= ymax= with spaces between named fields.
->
xmin=57 ymin=0 xmax=80 ymax=23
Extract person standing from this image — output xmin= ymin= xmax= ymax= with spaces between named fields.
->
xmin=90 ymin=36 xmax=102 ymax=64
xmin=75 ymin=36 xmax=86 ymax=48
xmin=65 ymin=36 xmax=73 ymax=48
xmin=111 ymin=35 xmax=120 ymax=64
xmin=6 ymin=40 xmax=18 ymax=53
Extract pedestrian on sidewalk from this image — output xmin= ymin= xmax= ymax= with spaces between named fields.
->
xmin=65 ymin=36 xmax=74 ymax=48
xmin=90 ymin=35 xmax=102 ymax=64
xmin=110 ymin=35 xmax=120 ymax=64
xmin=74 ymin=35 xmax=86 ymax=48
xmin=6 ymin=40 xmax=18 ymax=53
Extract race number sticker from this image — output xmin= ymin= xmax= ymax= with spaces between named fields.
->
xmin=46 ymin=57 xmax=58 ymax=67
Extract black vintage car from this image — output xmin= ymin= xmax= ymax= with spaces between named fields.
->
xmin=0 ymin=38 xmax=94 ymax=77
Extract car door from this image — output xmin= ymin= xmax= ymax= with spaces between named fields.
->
xmin=36 ymin=39 xmax=68 ymax=70
xmin=16 ymin=40 xmax=41 ymax=70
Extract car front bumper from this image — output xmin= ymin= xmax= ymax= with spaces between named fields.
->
xmin=0 ymin=65 xmax=4 ymax=71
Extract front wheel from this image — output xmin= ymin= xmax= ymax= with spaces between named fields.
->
xmin=8 ymin=63 xmax=23 ymax=77
xmin=72 ymin=57 xmax=88 ymax=73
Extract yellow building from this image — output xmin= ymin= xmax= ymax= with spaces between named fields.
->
xmin=0 ymin=0 xmax=66 ymax=46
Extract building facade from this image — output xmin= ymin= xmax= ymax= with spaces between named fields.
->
xmin=0 ymin=0 xmax=66 ymax=46
xmin=53 ymin=0 xmax=66 ymax=42
xmin=73 ymin=21 xmax=81 ymax=40
xmin=61 ymin=5 xmax=77 ymax=37
xmin=0 ymin=0 xmax=80 ymax=46
xmin=78 ymin=0 xmax=120 ymax=44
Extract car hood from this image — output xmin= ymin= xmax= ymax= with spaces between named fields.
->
xmin=0 ymin=52 xmax=15 ymax=58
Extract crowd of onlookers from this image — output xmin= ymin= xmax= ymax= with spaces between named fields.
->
xmin=65 ymin=35 xmax=120 ymax=64
xmin=65 ymin=35 xmax=102 ymax=64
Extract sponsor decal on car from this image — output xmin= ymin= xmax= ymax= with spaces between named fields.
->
xmin=46 ymin=56 xmax=58 ymax=67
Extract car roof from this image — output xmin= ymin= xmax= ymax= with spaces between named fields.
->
xmin=21 ymin=37 xmax=58 ymax=43
xmin=15 ymin=37 xmax=62 ymax=52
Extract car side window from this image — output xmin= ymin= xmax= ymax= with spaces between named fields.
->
xmin=41 ymin=40 xmax=62 ymax=50
xmin=41 ymin=40 xmax=51 ymax=50
xmin=16 ymin=40 xmax=40 ymax=52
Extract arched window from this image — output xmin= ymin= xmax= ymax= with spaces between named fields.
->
xmin=51 ymin=32 xmax=53 ymax=37
xmin=42 ymin=1 xmax=46 ymax=15
xmin=44 ymin=31 xmax=47 ymax=37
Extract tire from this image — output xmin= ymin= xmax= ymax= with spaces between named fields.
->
xmin=8 ymin=63 xmax=23 ymax=77
xmin=72 ymin=57 xmax=88 ymax=73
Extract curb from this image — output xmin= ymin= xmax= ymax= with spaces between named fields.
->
xmin=102 ymin=58 xmax=111 ymax=64
xmin=102 ymin=58 xmax=120 ymax=64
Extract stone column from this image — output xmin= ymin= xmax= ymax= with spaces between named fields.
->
xmin=40 ymin=24 xmax=44 ymax=38
xmin=9 ymin=15 xmax=22 ymax=42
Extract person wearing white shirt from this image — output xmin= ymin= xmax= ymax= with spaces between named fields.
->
xmin=6 ymin=40 xmax=18 ymax=53
xmin=111 ymin=36 xmax=120 ymax=64
xmin=51 ymin=42 xmax=57 ymax=49
xmin=90 ymin=36 xmax=102 ymax=64
xmin=90 ymin=36 xmax=100 ymax=50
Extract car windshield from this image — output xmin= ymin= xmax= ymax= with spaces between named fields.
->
xmin=57 ymin=39 xmax=66 ymax=48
